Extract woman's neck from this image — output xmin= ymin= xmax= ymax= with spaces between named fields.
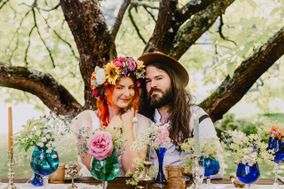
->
xmin=108 ymin=105 xmax=122 ymax=120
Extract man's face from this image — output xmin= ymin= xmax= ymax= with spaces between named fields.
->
xmin=145 ymin=65 xmax=173 ymax=108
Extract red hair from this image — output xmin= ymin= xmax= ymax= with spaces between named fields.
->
xmin=96 ymin=82 xmax=140 ymax=127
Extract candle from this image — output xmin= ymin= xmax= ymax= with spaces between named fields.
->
xmin=8 ymin=106 xmax=13 ymax=153
xmin=193 ymin=114 xmax=199 ymax=156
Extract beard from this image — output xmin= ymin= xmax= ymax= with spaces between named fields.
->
xmin=148 ymin=87 xmax=174 ymax=108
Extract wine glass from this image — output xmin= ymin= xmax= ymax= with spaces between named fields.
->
xmin=191 ymin=156 xmax=204 ymax=189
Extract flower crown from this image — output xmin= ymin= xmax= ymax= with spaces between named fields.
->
xmin=90 ymin=57 xmax=145 ymax=99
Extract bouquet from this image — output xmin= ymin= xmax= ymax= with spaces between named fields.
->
xmin=180 ymin=137 xmax=222 ymax=174
xmin=132 ymin=123 xmax=171 ymax=150
xmin=15 ymin=117 xmax=56 ymax=153
xmin=225 ymin=130 xmax=273 ymax=166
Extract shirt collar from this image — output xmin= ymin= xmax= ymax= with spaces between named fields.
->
xmin=153 ymin=109 xmax=162 ymax=124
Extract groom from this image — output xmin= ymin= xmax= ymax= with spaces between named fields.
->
xmin=138 ymin=51 xmax=220 ymax=167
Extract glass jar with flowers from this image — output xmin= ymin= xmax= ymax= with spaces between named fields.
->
xmin=15 ymin=117 xmax=59 ymax=187
xmin=226 ymin=130 xmax=273 ymax=188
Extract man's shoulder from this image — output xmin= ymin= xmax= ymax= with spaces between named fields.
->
xmin=190 ymin=105 xmax=210 ymax=123
xmin=190 ymin=105 xmax=208 ymax=116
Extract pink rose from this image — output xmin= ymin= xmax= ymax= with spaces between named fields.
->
xmin=88 ymin=131 xmax=114 ymax=160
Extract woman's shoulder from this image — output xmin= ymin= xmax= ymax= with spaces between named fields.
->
xmin=70 ymin=110 xmax=100 ymax=132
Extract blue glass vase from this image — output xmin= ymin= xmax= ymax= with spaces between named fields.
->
xmin=30 ymin=146 xmax=59 ymax=186
xmin=154 ymin=147 xmax=167 ymax=187
xmin=236 ymin=162 xmax=260 ymax=185
xmin=199 ymin=156 xmax=220 ymax=177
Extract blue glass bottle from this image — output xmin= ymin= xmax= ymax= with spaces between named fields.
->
xmin=154 ymin=147 xmax=167 ymax=187
xmin=30 ymin=146 xmax=59 ymax=186
xmin=236 ymin=162 xmax=260 ymax=185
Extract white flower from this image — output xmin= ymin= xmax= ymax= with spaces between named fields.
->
xmin=41 ymin=137 xmax=47 ymax=143
xmin=46 ymin=134 xmax=51 ymax=139
xmin=38 ymin=142 xmax=44 ymax=148
xmin=95 ymin=66 xmax=106 ymax=85
xmin=35 ymin=130 xmax=41 ymax=136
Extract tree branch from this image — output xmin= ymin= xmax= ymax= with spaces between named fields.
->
xmin=144 ymin=0 xmax=178 ymax=53
xmin=177 ymin=0 xmax=216 ymax=23
xmin=128 ymin=5 xmax=147 ymax=44
xmin=111 ymin=0 xmax=131 ymax=40
xmin=200 ymin=25 xmax=284 ymax=122
xmin=170 ymin=0 xmax=234 ymax=59
xmin=60 ymin=0 xmax=116 ymax=109
xmin=0 ymin=63 xmax=82 ymax=116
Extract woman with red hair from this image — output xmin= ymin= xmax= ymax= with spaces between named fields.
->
xmin=71 ymin=56 xmax=152 ymax=174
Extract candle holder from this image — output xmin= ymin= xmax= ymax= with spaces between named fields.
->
xmin=139 ymin=160 xmax=152 ymax=182
xmin=5 ymin=152 xmax=17 ymax=189
xmin=66 ymin=163 xmax=79 ymax=189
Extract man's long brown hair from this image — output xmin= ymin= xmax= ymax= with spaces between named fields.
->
xmin=139 ymin=62 xmax=192 ymax=144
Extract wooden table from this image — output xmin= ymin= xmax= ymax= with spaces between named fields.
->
xmin=0 ymin=177 xmax=281 ymax=189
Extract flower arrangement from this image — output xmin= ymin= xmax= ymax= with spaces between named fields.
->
xmin=90 ymin=57 xmax=145 ymax=100
xmin=77 ymin=123 xmax=125 ymax=160
xmin=132 ymin=123 xmax=171 ymax=150
xmin=180 ymin=137 xmax=222 ymax=174
xmin=15 ymin=117 xmax=56 ymax=153
xmin=225 ymin=130 xmax=273 ymax=166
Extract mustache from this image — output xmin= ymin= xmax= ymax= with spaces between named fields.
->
xmin=149 ymin=88 xmax=163 ymax=96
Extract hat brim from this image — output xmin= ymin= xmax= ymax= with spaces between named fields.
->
xmin=138 ymin=52 xmax=189 ymax=87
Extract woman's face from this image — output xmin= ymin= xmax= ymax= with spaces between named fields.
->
xmin=109 ymin=77 xmax=135 ymax=109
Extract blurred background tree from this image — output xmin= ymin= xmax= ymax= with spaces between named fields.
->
xmin=0 ymin=0 xmax=284 ymax=121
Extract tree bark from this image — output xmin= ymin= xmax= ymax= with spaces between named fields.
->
xmin=170 ymin=0 xmax=234 ymax=59
xmin=200 ymin=26 xmax=284 ymax=122
xmin=0 ymin=63 xmax=82 ymax=116
xmin=143 ymin=0 xmax=178 ymax=53
xmin=60 ymin=0 xmax=116 ymax=109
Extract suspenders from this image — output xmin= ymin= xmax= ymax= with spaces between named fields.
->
xmin=190 ymin=114 xmax=210 ymax=136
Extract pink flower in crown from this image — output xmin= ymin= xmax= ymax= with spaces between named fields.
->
xmin=126 ymin=57 xmax=137 ymax=71
xmin=113 ymin=57 xmax=125 ymax=68
xmin=88 ymin=131 xmax=114 ymax=160
xmin=155 ymin=125 xmax=170 ymax=147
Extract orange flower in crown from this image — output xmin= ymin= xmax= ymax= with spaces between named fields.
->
xmin=90 ymin=56 xmax=145 ymax=99
xmin=270 ymin=125 xmax=284 ymax=140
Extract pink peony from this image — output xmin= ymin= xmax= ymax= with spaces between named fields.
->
xmin=88 ymin=131 xmax=114 ymax=160
xmin=155 ymin=126 xmax=170 ymax=147
xmin=126 ymin=57 xmax=137 ymax=71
